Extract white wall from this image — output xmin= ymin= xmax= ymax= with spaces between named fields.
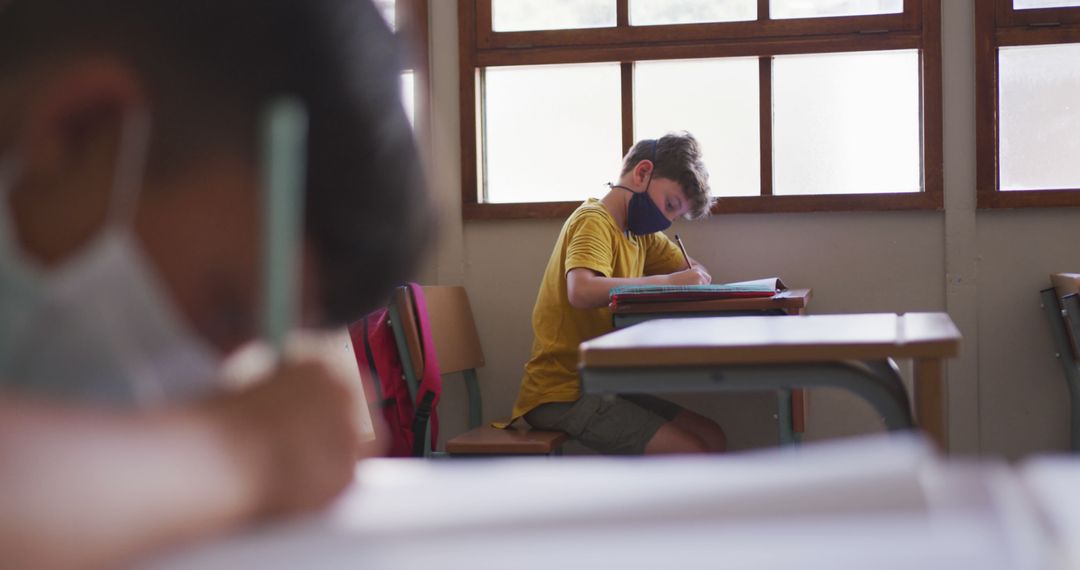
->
xmin=977 ymin=211 xmax=1080 ymax=456
xmin=424 ymin=0 xmax=1080 ymax=459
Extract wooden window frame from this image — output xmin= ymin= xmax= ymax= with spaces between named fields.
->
xmin=397 ymin=0 xmax=431 ymax=145
xmin=460 ymin=0 xmax=943 ymax=220
xmin=976 ymin=0 xmax=1080 ymax=209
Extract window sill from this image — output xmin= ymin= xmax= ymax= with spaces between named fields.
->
xmin=978 ymin=189 xmax=1080 ymax=209
xmin=463 ymin=193 xmax=943 ymax=221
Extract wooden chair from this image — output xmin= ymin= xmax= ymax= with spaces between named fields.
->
xmin=388 ymin=285 xmax=568 ymax=457
xmin=1041 ymin=273 xmax=1080 ymax=451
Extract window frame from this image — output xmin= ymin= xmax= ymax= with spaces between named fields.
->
xmin=976 ymin=0 xmax=1080 ymax=209
xmin=459 ymin=0 xmax=943 ymax=220
xmin=396 ymin=0 xmax=431 ymax=145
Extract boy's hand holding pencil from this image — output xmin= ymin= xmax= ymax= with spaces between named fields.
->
xmin=670 ymin=234 xmax=711 ymax=285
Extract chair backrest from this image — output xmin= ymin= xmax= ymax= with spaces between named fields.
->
xmin=423 ymin=286 xmax=486 ymax=375
xmin=1051 ymin=273 xmax=1080 ymax=359
xmin=392 ymin=285 xmax=486 ymax=377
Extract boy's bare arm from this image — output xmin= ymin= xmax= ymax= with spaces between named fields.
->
xmin=566 ymin=265 xmax=712 ymax=310
xmin=0 ymin=358 xmax=372 ymax=570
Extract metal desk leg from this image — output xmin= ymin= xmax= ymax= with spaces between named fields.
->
xmin=581 ymin=361 xmax=914 ymax=433
xmin=863 ymin=358 xmax=908 ymax=407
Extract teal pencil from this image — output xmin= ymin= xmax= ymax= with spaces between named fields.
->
xmin=260 ymin=97 xmax=309 ymax=355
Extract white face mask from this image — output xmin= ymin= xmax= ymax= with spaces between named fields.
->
xmin=0 ymin=112 xmax=222 ymax=408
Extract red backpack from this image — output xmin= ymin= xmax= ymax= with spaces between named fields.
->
xmin=349 ymin=283 xmax=441 ymax=457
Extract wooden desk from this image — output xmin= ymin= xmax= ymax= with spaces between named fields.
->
xmin=611 ymin=288 xmax=812 ymax=443
xmin=580 ymin=312 xmax=961 ymax=450
xmin=154 ymin=437 xmax=1034 ymax=570
xmin=1051 ymin=273 xmax=1080 ymax=298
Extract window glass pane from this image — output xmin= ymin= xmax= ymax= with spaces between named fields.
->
xmin=483 ymin=64 xmax=622 ymax=203
xmin=999 ymin=44 xmax=1080 ymax=191
xmin=630 ymin=0 xmax=755 ymax=25
xmin=401 ymin=71 xmax=415 ymax=128
xmin=373 ymin=0 xmax=396 ymax=31
xmin=773 ymin=50 xmax=920 ymax=196
xmin=771 ymin=0 xmax=903 ymax=19
xmin=635 ymin=58 xmax=760 ymax=197
xmin=1014 ymin=0 xmax=1080 ymax=8
xmin=493 ymin=0 xmax=616 ymax=32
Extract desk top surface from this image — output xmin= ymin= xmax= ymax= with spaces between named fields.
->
xmin=581 ymin=312 xmax=961 ymax=367
xmin=612 ymin=288 xmax=812 ymax=315
xmin=153 ymin=435 xmax=1042 ymax=570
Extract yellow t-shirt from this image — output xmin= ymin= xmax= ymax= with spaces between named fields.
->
xmin=509 ymin=198 xmax=686 ymax=420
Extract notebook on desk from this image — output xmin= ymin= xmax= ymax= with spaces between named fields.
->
xmin=609 ymin=278 xmax=787 ymax=309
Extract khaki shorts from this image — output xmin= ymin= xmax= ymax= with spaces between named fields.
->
xmin=524 ymin=394 xmax=684 ymax=455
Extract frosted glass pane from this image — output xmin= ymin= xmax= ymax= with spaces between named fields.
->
xmin=635 ymin=58 xmax=760 ymax=197
xmin=999 ymin=44 xmax=1080 ymax=191
xmin=771 ymin=0 xmax=903 ymax=19
xmin=483 ymin=64 xmax=622 ymax=203
xmin=631 ymin=0 xmax=756 ymax=25
xmin=1014 ymin=0 xmax=1080 ymax=8
xmin=493 ymin=0 xmax=616 ymax=31
xmin=773 ymin=50 xmax=920 ymax=195
xmin=373 ymin=0 xmax=396 ymax=31
xmin=401 ymin=71 xmax=415 ymax=128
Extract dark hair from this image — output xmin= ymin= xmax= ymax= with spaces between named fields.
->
xmin=620 ymin=132 xmax=713 ymax=219
xmin=0 ymin=0 xmax=433 ymax=323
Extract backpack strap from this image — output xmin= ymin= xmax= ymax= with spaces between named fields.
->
xmin=407 ymin=283 xmax=443 ymax=454
xmin=359 ymin=315 xmax=387 ymax=407
xmin=411 ymin=391 xmax=436 ymax=456
xmin=409 ymin=283 xmax=442 ymax=383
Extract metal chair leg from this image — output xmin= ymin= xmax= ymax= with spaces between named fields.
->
xmin=1044 ymin=289 xmax=1080 ymax=451
xmin=463 ymin=368 xmax=483 ymax=430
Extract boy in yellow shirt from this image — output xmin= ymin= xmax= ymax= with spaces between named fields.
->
xmin=511 ymin=132 xmax=726 ymax=454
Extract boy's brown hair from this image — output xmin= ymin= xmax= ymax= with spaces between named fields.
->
xmin=620 ymin=131 xmax=713 ymax=219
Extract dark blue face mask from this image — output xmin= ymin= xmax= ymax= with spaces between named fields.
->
xmin=610 ymin=140 xmax=670 ymax=237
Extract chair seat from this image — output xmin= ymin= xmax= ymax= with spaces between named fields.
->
xmin=446 ymin=425 xmax=569 ymax=455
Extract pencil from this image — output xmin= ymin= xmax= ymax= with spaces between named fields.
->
xmin=675 ymin=234 xmax=692 ymax=270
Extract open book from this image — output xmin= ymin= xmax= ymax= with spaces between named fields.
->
xmin=609 ymin=277 xmax=787 ymax=309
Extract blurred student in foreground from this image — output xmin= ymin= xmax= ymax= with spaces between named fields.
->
xmin=0 ymin=0 xmax=431 ymax=568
